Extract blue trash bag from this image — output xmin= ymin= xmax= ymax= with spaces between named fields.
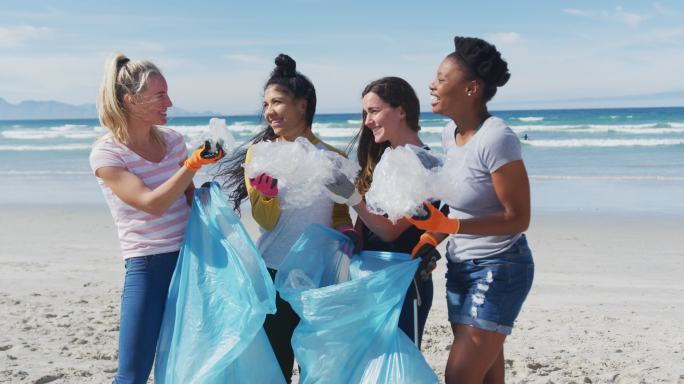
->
xmin=155 ymin=182 xmax=285 ymax=384
xmin=275 ymin=224 xmax=439 ymax=384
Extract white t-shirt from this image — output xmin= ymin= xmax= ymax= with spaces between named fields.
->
xmin=89 ymin=127 xmax=190 ymax=259
xmin=440 ymin=116 xmax=523 ymax=262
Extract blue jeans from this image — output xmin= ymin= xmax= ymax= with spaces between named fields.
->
xmin=114 ymin=251 xmax=178 ymax=384
xmin=446 ymin=235 xmax=534 ymax=335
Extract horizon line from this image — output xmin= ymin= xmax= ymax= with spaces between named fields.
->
xmin=2 ymin=104 xmax=684 ymax=123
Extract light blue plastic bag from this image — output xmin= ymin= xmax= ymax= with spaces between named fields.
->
xmin=155 ymin=182 xmax=285 ymax=384
xmin=275 ymin=224 xmax=439 ymax=384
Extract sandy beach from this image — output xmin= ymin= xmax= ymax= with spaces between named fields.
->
xmin=1 ymin=204 xmax=682 ymax=383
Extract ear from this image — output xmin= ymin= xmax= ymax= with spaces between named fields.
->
xmin=466 ymin=79 xmax=482 ymax=97
xmin=397 ymin=106 xmax=406 ymax=120
xmin=123 ymin=93 xmax=135 ymax=106
xmin=297 ymin=99 xmax=307 ymax=115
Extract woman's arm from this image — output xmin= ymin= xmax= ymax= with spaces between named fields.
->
xmin=184 ymin=183 xmax=195 ymax=206
xmin=95 ymin=142 xmax=222 ymax=216
xmin=353 ymin=200 xmax=413 ymax=242
xmin=246 ymin=175 xmax=281 ymax=230
xmin=244 ymin=146 xmax=281 ymax=230
xmin=458 ymin=160 xmax=530 ymax=235
xmin=96 ymin=165 xmax=195 ymax=216
xmin=407 ymin=160 xmax=530 ymax=236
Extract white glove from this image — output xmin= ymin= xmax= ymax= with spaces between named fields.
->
xmin=324 ymin=169 xmax=362 ymax=206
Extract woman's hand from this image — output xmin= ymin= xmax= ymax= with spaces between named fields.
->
xmin=406 ymin=202 xmax=460 ymax=234
xmin=249 ymin=173 xmax=279 ymax=198
xmin=184 ymin=140 xmax=225 ymax=171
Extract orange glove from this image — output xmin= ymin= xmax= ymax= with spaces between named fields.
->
xmin=411 ymin=232 xmax=438 ymax=258
xmin=184 ymin=140 xmax=225 ymax=171
xmin=406 ymin=202 xmax=460 ymax=234
xmin=411 ymin=232 xmax=441 ymax=281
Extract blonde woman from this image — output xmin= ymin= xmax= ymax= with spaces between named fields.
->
xmin=90 ymin=53 xmax=223 ymax=383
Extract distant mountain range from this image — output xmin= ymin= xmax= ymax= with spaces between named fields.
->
xmin=0 ymin=97 xmax=216 ymax=120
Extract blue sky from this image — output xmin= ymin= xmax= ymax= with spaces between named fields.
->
xmin=1 ymin=1 xmax=683 ymax=114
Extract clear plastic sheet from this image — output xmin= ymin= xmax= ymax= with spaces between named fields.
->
xmin=245 ymin=137 xmax=359 ymax=208
xmin=365 ymin=144 xmax=443 ymax=222
xmin=190 ymin=117 xmax=237 ymax=153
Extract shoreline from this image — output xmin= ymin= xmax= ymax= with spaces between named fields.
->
xmin=1 ymin=205 xmax=682 ymax=383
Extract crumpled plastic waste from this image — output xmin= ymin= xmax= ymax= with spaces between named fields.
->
xmin=365 ymin=144 xmax=444 ymax=222
xmin=245 ymin=137 xmax=359 ymax=208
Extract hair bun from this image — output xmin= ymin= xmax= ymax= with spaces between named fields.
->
xmin=453 ymin=36 xmax=510 ymax=88
xmin=273 ymin=54 xmax=296 ymax=78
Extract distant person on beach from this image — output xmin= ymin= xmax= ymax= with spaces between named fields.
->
xmin=323 ymin=76 xmax=441 ymax=347
xmin=407 ymin=37 xmax=535 ymax=383
xmin=523 ymin=133 xmax=528 ymax=140
xmin=90 ymin=53 xmax=223 ymax=384
xmin=215 ymin=53 xmax=355 ymax=383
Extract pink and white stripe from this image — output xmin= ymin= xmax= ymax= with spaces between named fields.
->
xmin=90 ymin=127 xmax=191 ymax=259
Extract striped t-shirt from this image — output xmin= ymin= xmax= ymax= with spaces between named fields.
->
xmin=89 ymin=127 xmax=190 ymax=259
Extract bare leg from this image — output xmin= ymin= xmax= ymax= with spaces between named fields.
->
xmin=483 ymin=347 xmax=505 ymax=384
xmin=445 ymin=323 xmax=506 ymax=384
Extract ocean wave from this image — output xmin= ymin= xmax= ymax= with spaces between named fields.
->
xmin=1 ymin=130 xmax=101 ymax=140
xmin=51 ymin=124 xmax=90 ymax=131
xmin=312 ymin=127 xmax=359 ymax=138
xmin=523 ymin=138 xmax=684 ymax=147
xmin=0 ymin=170 xmax=91 ymax=176
xmin=510 ymin=123 xmax=684 ymax=134
xmin=530 ymin=175 xmax=684 ymax=181
xmin=0 ymin=144 xmax=93 ymax=151
xmin=1 ymin=124 xmax=104 ymax=140
xmin=171 ymin=123 xmax=263 ymax=135
xmin=516 ymin=116 xmax=544 ymax=122
xmin=420 ymin=126 xmax=444 ymax=134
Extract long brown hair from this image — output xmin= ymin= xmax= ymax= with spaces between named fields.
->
xmin=347 ymin=77 xmax=421 ymax=195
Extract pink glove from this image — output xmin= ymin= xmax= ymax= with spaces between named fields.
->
xmin=338 ymin=225 xmax=362 ymax=255
xmin=250 ymin=173 xmax=278 ymax=198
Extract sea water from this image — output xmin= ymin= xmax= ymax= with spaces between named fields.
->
xmin=1 ymin=107 xmax=682 ymax=215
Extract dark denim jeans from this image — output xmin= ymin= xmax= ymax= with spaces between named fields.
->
xmin=113 ymin=251 xmax=178 ymax=384
xmin=399 ymin=276 xmax=433 ymax=348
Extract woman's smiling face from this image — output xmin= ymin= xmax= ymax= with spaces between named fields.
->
xmin=263 ymin=84 xmax=308 ymax=141
xmin=362 ymin=91 xmax=405 ymax=145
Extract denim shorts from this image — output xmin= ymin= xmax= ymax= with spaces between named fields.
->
xmin=445 ymin=235 xmax=534 ymax=335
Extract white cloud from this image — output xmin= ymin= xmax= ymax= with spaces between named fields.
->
xmin=222 ymin=54 xmax=269 ymax=65
xmin=563 ymin=6 xmax=648 ymax=27
xmin=653 ymin=2 xmax=676 ymax=16
xmin=488 ymin=32 xmax=522 ymax=44
xmin=0 ymin=26 xmax=52 ymax=47
xmin=0 ymin=53 xmax=104 ymax=104
xmin=608 ymin=6 xmax=647 ymax=27
xmin=562 ymin=8 xmax=595 ymax=17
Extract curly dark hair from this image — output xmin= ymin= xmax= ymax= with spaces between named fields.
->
xmin=214 ymin=53 xmax=317 ymax=213
xmin=448 ymin=36 xmax=510 ymax=102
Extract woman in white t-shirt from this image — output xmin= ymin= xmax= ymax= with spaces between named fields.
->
xmin=90 ymin=53 xmax=223 ymax=384
xmin=408 ymin=37 xmax=534 ymax=384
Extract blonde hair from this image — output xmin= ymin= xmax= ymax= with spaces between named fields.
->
xmin=97 ymin=52 xmax=165 ymax=149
